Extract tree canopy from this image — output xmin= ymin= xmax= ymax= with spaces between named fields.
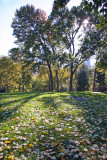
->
xmin=7 ymin=2 xmax=107 ymax=93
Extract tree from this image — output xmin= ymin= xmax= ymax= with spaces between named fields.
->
xmin=11 ymin=5 xmax=58 ymax=91
xmin=9 ymin=47 xmax=33 ymax=92
xmin=95 ymin=27 xmax=107 ymax=73
xmin=52 ymin=0 xmax=70 ymax=11
xmin=96 ymin=71 xmax=105 ymax=86
xmin=51 ymin=6 xmax=95 ymax=91
xmin=83 ymin=0 xmax=107 ymax=28
xmin=36 ymin=65 xmax=51 ymax=91
xmin=87 ymin=15 xmax=107 ymax=73
xmin=0 ymin=57 xmax=21 ymax=92
xmin=96 ymin=54 xmax=107 ymax=72
xmin=76 ymin=64 xmax=90 ymax=91
xmin=52 ymin=0 xmax=107 ymax=27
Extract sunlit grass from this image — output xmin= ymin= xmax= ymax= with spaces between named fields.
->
xmin=0 ymin=91 xmax=107 ymax=159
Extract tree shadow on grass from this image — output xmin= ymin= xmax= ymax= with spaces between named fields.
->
xmin=60 ymin=91 xmax=107 ymax=138
xmin=0 ymin=91 xmax=107 ymax=159
xmin=0 ymin=92 xmax=47 ymax=122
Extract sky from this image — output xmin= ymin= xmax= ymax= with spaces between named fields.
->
xmin=0 ymin=0 xmax=95 ymax=65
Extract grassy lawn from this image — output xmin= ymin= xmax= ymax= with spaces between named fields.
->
xmin=0 ymin=91 xmax=107 ymax=160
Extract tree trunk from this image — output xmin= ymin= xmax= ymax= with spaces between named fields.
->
xmin=19 ymin=85 xmax=21 ymax=92
xmin=93 ymin=68 xmax=96 ymax=92
xmin=47 ymin=60 xmax=53 ymax=91
xmin=69 ymin=66 xmax=73 ymax=91
xmin=6 ymin=85 xmax=9 ymax=93
xmin=55 ymin=70 xmax=59 ymax=91
xmin=22 ymin=84 xmax=24 ymax=92
xmin=49 ymin=76 xmax=51 ymax=91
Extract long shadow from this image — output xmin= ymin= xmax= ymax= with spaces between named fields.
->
xmin=39 ymin=91 xmax=107 ymax=137
xmin=60 ymin=91 xmax=107 ymax=137
xmin=0 ymin=92 xmax=46 ymax=122
xmin=29 ymin=91 xmax=107 ymax=159
xmin=0 ymin=91 xmax=107 ymax=159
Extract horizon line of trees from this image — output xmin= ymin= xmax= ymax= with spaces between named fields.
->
xmin=0 ymin=56 xmax=106 ymax=93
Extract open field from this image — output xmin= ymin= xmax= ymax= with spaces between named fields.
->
xmin=0 ymin=91 xmax=107 ymax=160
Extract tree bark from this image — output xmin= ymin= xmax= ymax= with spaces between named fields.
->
xmin=19 ymin=85 xmax=21 ymax=92
xmin=48 ymin=76 xmax=51 ymax=91
xmin=22 ymin=84 xmax=24 ymax=92
xmin=55 ymin=70 xmax=59 ymax=91
xmin=47 ymin=60 xmax=53 ymax=91
xmin=93 ymin=68 xmax=96 ymax=92
xmin=69 ymin=66 xmax=73 ymax=91
xmin=6 ymin=85 xmax=9 ymax=93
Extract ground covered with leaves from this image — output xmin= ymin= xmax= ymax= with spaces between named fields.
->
xmin=0 ymin=91 xmax=107 ymax=160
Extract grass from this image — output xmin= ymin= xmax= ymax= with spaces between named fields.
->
xmin=0 ymin=91 xmax=107 ymax=160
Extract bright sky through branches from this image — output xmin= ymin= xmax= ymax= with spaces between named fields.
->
xmin=0 ymin=0 xmax=81 ymax=57
xmin=0 ymin=0 xmax=95 ymax=66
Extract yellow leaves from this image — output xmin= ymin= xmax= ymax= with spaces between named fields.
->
xmin=32 ymin=117 xmax=35 ymax=120
xmin=0 ymin=108 xmax=5 ymax=111
xmin=43 ymin=131 xmax=48 ymax=135
xmin=4 ymin=146 xmax=8 ymax=150
xmin=23 ymin=145 xmax=26 ymax=149
xmin=59 ymin=112 xmax=63 ymax=115
xmin=60 ymin=149 xmax=64 ymax=152
xmin=5 ymin=141 xmax=11 ymax=144
xmin=29 ymin=143 xmax=33 ymax=147
xmin=20 ymin=145 xmax=26 ymax=152
xmin=11 ymin=138 xmax=16 ymax=141
xmin=105 ymin=138 xmax=107 ymax=141
xmin=80 ymin=140 xmax=83 ymax=143
xmin=56 ymin=155 xmax=60 ymax=158
xmin=7 ymin=156 xmax=14 ymax=160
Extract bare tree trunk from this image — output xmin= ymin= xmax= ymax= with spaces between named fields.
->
xmin=49 ymin=76 xmax=51 ymax=92
xmin=22 ymin=84 xmax=24 ymax=92
xmin=19 ymin=85 xmax=21 ymax=92
xmin=55 ymin=70 xmax=59 ymax=91
xmin=69 ymin=66 xmax=73 ymax=91
xmin=6 ymin=85 xmax=9 ymax=93
xmin=93 ymin=68 xmax=96 ymax=92
xmin=47 ymin=60 xmax=53 ymax=92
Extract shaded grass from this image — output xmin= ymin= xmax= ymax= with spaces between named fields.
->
xmin=0 ymin=91 xmax=107 ymax=159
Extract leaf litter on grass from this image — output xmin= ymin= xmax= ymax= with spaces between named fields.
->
xmin=0 ymin=91 xmax=107 ymax=159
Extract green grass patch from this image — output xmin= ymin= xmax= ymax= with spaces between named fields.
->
xmin=0 ymin=91 xmax=107 ymax=159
